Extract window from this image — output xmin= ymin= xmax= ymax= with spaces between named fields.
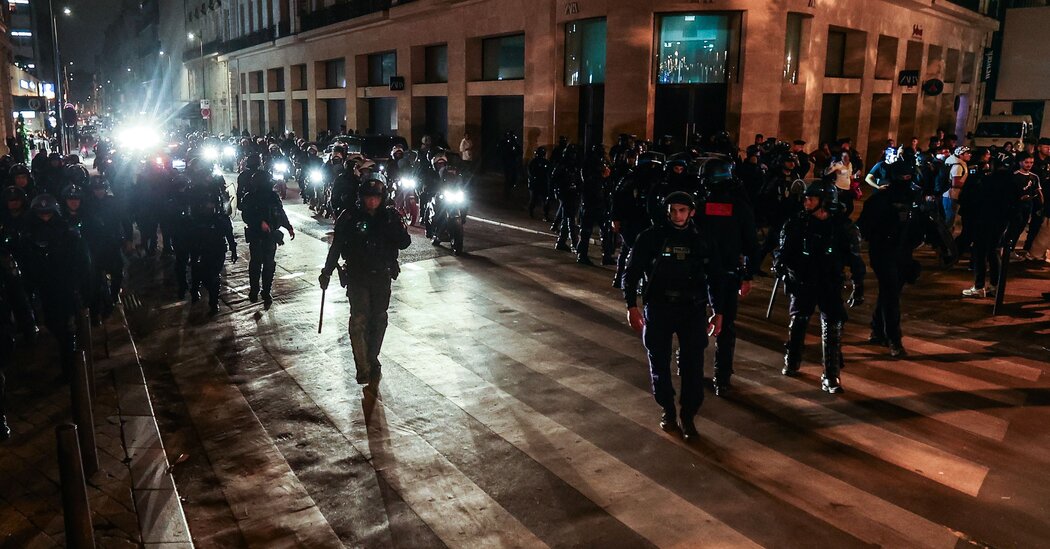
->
xmin=424 ymin=45 xmax=448 ymax=83
xmin=565 ymin=18 xmax=606 ymax=86
xmin=368 ymin=52 xmax=397 ymax=86
xmin=482 ymin=34 xmax=525 ymax=81
xmin=826 ymin=30 xmax=847 ymax=77
xmin=783 ymin=13 xmax=804 ymax=84
xmin=324 ymin=58 xmax=346 ymax=89
xmin=292 ymin=64 xmax=307 ymax=90
xmin=268 ymin=67 xmax=285 ymax=91
xmin=657 ymin=14 xmax=734 ymax=84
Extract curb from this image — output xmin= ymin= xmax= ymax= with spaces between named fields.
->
xmin=111 ymin=301 xmax=195 ymax=547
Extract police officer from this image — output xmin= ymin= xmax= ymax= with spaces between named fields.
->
xmin=694 ymin=159 xmax=759 ymax=395
xmin=622 ymin=191 xmax=724 ymax=441
xmin=857 ymin=161 xmax=923 ymax=357
xmin=318 ymin=179 xmax=411 ymax=386
xmin=577 ymin=151 xmax=615 ymax=266
xmin=8 ymin=164 xmax=36 ymax=200
xmin=189 ymin=197 xmax=237 ymax=315
xmin=757 ymin=153 xmax=806 ymax=268
xmin=236 ymin=152 xmax=266 ymax=209
xmin=774 ymin=183 xmax=866 ymax=393
xmin=83 ymin=178 xmax=131 ymax=306
xmin=241 ymin=170 xmax=295 ymax=307
xmin=0 ymin=281 xmax=14 ymax=439
xmin=551 ymin=145 xmax=583 ymax=252
xmin=610 ymin=153 xmax=658 ymax=288
xmin=0 ymin=186 xmax=36 ymax=342
xmin=527 ymin=147 xmax=551 ymax=220
xmin=20 ymin=194 xmax=91 ymax=382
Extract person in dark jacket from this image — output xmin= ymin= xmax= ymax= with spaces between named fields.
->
xmin=241 ymin=171 xmax=295 ymax=307
xmin=527 ymin=147 xmax=551 ymax=220
xmin=319 ymin=178 xmax=411 ymax=386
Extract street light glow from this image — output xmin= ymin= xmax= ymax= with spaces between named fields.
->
xmin=159 ymin=50 xmax=165 ymax=56
xmin=187 ymin=32 xmax=195 ymax=41
xmin=62 ymin=7 xmax=71 ymax=15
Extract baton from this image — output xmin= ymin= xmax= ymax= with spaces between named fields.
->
xmin=992 ymin=243 xmax=1010 ymax=316
xmin=318 ymin=287 xmax=326 ymax=333
xmin=766 ymin=277 xmax=780 ymax=319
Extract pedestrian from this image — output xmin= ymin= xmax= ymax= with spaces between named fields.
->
xmin=318 ymin=178 xmax=411 ymax=386
xmin=1005 ymin=154 xmax=1042 ymax=259
xmin=240 ymin=170 xmax=295 ymax=308
xmin=622 ymin=191 xmax=724 ymax=441
xmin=459 ymin=131 xmax=476 ymax=177
xmin=942 ymin=146 xmax=972 ymax=226
xmin=774 ymin=183 xmax=866 ymax=393
xmin=826 ymin=150 xmax=859 ymax=217
xmin=1019 ymin=138 xmax=1050 ymax=259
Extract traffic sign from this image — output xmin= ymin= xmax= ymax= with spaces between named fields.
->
xmin=200 ymin=99 xmax=210 ymax=109
xmin=201 ymin=108 xmax=211 ymax=119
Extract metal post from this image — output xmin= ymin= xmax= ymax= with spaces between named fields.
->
xmin=56 ymin=424 xmax=96 ymax=548
xmin=71 ymin=350 xmax=98 ymax=475
xmin=47 ymin=0 xmax=65 ymax=155
xmin=76 ymin=309 xmax=95 ymax=400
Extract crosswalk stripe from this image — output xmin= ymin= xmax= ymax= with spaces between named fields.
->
xmin=899 ymin=337 xmax=1042 ymax=382
xmin=393 ymin=268 xmax=961 ymax=548
xmin=248 ymin=306 xmax=551 ymax=549
xmin=380 ymin=323 xmax=764 ymax=549
xmin=468 ymin=250 xmax=991 ymax=496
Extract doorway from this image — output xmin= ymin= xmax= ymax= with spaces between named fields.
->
xmin=653 ymin=84 xmax=728 ymax=151
xmin=578 ymin=85 xmax=605 ymax=154
xmin=424 ymin=96 xmax=448 ymax=143
xmin=481 ymin=95 xmax=524 ymax=171
xmin=368 ymin=97 xmax=397 ymax=135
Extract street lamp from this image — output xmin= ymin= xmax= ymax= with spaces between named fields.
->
xmin=48 ymin=1 xmax=72 ymax=154
xmin=188 ymin=32 xmax=207 ymax=131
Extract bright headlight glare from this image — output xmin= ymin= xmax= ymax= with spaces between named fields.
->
xmin=202 ymin=146 xmax=219 ymax=161
xmin=447 ymin=189 xmax=465 ymax=204
xmin=309 ymin=170 xmax=323 ymax=183
xmin=273 ymin=162 xmax=288 ymax=173
xmin=211 ymin=164 xmax=223 ymax=176
xmin=222 ymin=146 xmax=236 ymax=157
xmin=401 ymin=178 xmax=416 ymax=190
xmin=115 ymin=126 xmax=160 ymax=150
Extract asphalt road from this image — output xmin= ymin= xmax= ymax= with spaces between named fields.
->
xmin=122 ymin=175 xmax=1050 ymax=548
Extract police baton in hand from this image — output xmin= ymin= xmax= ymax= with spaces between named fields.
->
xmin=766 ymin=277 xmax=780 ymax=319
xmin=318 ymin=272 xmax=331 ymax=333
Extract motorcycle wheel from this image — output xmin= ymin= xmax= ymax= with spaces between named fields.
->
xmin=450 ymin=218 xmax=464 ymax=255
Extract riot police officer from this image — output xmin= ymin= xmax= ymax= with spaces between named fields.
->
xmin=577 ymin=151 xmax=614 ymax=266
xmin=241 ymin=171 xmax=295 ymax=307
xmin=8 ymin=164 xmax=36 ymax=200
xmin=318 ymin=179 xmax=411 ymax=386
xmin=527 ymin=147 xmax=551 ymax=220
xmin=236 ymin=152 xmax=266 ymax=209
xmin=857 ymin=161 xmax=924 ymax=357
xmin=774 ymin=183 xmax=866 ymax=393
xmin=622 ymin=191 xmax=724 ymax=441
xmin=551 ymin=145 xmax=583 ymax=252
xmin=189 ymin=197 xmax=237 ymax=315
xmin=694 ymin=159 xmax=759 ymax=395
xmin=610 ymin=153 xmax=658 ymax=288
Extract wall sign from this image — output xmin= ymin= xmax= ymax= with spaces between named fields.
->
xmin=981 ymin=48 xmax=995 ymax=82
xmin=389 ymin=76 xmax=405 ymax=91
xmin=898 ymin=70 xmax=919 ymax=87
xmin=565 ymin=1 xmax=579 ymax=15
xmin=911 ymin=24 xmax=924 ymax=40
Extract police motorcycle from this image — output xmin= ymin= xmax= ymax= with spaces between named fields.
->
xmin=305 ymin=165 xmax=328 ymax=212
xmin=392 ymin=149 xmax=421 ymax=226
xmin=427 ymin=165 xmax=469 ymax=255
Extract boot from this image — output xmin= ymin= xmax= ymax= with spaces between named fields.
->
xmin=262 ymin=291 xmax=273 ymax=309
xmin=660 ymin=407 xmax=679 ymax=432
xmin=782 ymin=315 xmax=808 ymax=376
xmin=888 ymin=341 xmax=907 ymax=358
xmin=680 ymin=413 xmax=699 ymax=442
xmin=821 ymin=320 xmax=844 ymax=394
xmin=248 ymin=287 xmax=259 ymax=303
xmin=601 ymin=255 xmax=616 ymax=266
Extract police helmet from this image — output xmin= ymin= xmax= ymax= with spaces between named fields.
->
xmin=2 ymin=186 xmax=27 ymax=204
xmin=390 ymin=145 xmax=405 ymax=158
xmin=89 ymin=177 xmax=109 ymax=191
xmin=307 ymin=144 xmax=319 ymax=154
xmin=64 ymin=154 xmax=82 ymax=166
xmin=61 ymin=184 xmax=85 ymax=201
xmin=268 ymin=144 xmax=281 ymax=153
xmin=534 ymin=146 xmax=547 ymax=157
xmin=30 ymin=193 xmax=60 ymax=215
xmin=779 ymin=152 xmax=800 ymax=166
xmin=954 ymin=146 xmax=972 ymax=157
xmin=803 ymin=181 xmax=835 ymax=204
xmin=666 ymin=158 xmax=689 ymax=171
xmin=702 ymin=158 xmax=735 ymax=183
xmin=65 ymin=165 xmax=90 ymax=187
xmin=247 ymin=169 xmax=272 ymax=190
xmin=9 ymin=163 xmax=30 ymax=177
xmin=431 ymin=152 xmax=449 ymax=169
xmin=359 ymin=178 xmax=387 ymax=198
xmin=245 ymin=153 xmax=263 ymax=169
xmin=664 ymin=191 xmax=696 ymax=209
xmin=47 ymin=152 xmax=64 ymax=164
xmin=637 ymin=151 xmax=664 ymax=169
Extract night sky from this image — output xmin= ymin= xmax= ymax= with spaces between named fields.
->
xmin=58 ymin=0 xmax=123 ymax=72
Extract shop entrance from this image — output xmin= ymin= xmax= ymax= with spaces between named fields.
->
xmin=654 ymin=84 xmax=728 ymax=149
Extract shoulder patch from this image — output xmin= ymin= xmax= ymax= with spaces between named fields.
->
xmin=705 ymin=202 xmax=733 ymax=217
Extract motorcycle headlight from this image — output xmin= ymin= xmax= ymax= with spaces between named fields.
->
xmin=211 ymin=164 xmax=223 ymax=177
xmin=273 ymin=162 xmax=288 ymax=174
xmin=401 ymin=177 xmax=416 ymax=190
xmin=222 ymin=146 xmax=236 ymax=158
xmin=202 ymin=146 xmax=219 ymax=162
xmin=309 ymin=170 xmax=323 ymax=183
xmin=447 ymin=189 xmax=466 ymax=204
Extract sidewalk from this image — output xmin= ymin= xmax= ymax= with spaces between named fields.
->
xmin=0 ymin=304 xmax=192 ymax=548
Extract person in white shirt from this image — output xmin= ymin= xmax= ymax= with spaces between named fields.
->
xmin=942 ymin=146 xmax=971 ymax=225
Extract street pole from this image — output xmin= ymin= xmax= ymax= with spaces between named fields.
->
xmin=199 ymin=36 xmax=208 ymax=133
xmin=47 ymin=0 xmax=65 ymax=155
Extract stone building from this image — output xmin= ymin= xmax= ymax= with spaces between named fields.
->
xmin=199 ymin=0 xmax=997 ymax=166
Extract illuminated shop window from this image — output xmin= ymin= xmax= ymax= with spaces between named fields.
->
xmin=657 ymin=14 xmax=730 ymax=84
xmin=565 ymin=18 xmax=606 ymax=86
xmin=482 ymin=34 xmax=525 ymax=81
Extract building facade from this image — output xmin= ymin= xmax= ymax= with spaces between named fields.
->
xmin=989 ymin=4 xmax=1050 ymax=138
xmin=200 ymin=0 xmax=996 ymax=167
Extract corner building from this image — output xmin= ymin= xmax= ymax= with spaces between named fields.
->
xmin=220 ymin=0 xmax=996 ymax=166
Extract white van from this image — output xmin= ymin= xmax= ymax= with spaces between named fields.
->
xmin=970 ymin=115 xmax=1035 ymax=149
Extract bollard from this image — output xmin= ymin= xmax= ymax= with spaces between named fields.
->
xmin=71 ymin=350 xmax=98 ymax=475
xmin=76 ymin=309 xmax=95 ymax=401
xmin=56 ymin=424 xmax=96 ymax=548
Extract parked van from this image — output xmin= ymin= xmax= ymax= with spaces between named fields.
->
xmin=970 ymin=115 xmax=1035 ymax=148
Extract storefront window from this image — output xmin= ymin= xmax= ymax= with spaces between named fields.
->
xmin=482 ymin=34 xmax=525 ymax=81
xmin=784 ymin=13 xmax=804 ymax=84
xmin=368 ymin=52 xmax=397 ymax=87
xmin=565 ymin=18 xmax=606 ymax=86
xmin=657 ymin=14 xmax=732 ymax=84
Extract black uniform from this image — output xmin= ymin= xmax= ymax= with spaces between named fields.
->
xmin=577 ymin=156 xmax=615 ymax=264
xmin=83 ymin=188 xmax=130 ymax=306
xmin=610 ymin=165 xmax=657 ymax=287
xmin=526 ymin=152 xmax=551 ymax=220
xmin=694 ymin=174 xmax=758 ymax=390
xmin=240 ymin=187 xmax=293 ymax=305
xmin=321 ymin=200 xmax=411 ymax=385
xmin=551 ymin=152 xmax=584 ymax=251
xmin=856 ymin=171 xmax=923 ymax=355
xmin=623 ymin=216 xmax=723 ymax=429
xmin=774 ymin=196 xmax=865 ymax=392
xmin=189 ymin=204 xmax=236 ymax=313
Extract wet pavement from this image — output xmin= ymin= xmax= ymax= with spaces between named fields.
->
xmin=122 ymin=178 xmax=1050 ymax=548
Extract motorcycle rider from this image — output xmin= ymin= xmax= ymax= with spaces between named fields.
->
xmin=318 ymin=178 xmax=411 ymax=386
xmin=622 ymin=191 xmax=724 ymax=441
xmin=693 ymin=159 xmax=759 ymax=396
xmin=299 ymin=144 xmax=326 ymax=207
xmin=774 ymin=183 xmax=866 ymax=393
xmin=240 ymin=170 xmax=295 ymax=307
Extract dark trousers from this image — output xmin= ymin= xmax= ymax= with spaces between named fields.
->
xmin=347 ymin=273 xmax=392 ymax=379
xmin=248 ymin=239 xmax=278 ymax=296
xmin=786 ymin=284 xmax=847 ymax=377
xmin=972 ymin=230 xmax=1001 ymax=290
xmin=713 ymin=277 xmax=740 ymax=384
xmin=870 ymin=254 xmax=904 ymax=344
xmin=192 ymin=252 xmax=225 ymax=307
xmin=642 ymin=301 xmax=709 ymax=417
xmin=577 ymin=207 xmax=614 ymax=259
xmin=557 ymin=198 xmax=581 ymax=248
xmin=1024 ymin=198 xmax=1044 ymax=252
xmin=174 ymin=248 xmax=191 ymax=294
xmin=528 ymin=187 xmax=552 ymax=219
xmin=41 ymin=298 xmax=77 ymax=378
xmin=1005 ymin=203 xmax=1033 ymax=248
xmin=139 ymin=216 xmax=160 ymax=251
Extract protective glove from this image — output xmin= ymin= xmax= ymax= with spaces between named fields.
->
xmin=318 ymin=271 xmax=331 ymax=290
xmin=848 ymin=285 xmax=865 ymax=308
xmin=626 ymin=306 xmax=645 ymax=334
